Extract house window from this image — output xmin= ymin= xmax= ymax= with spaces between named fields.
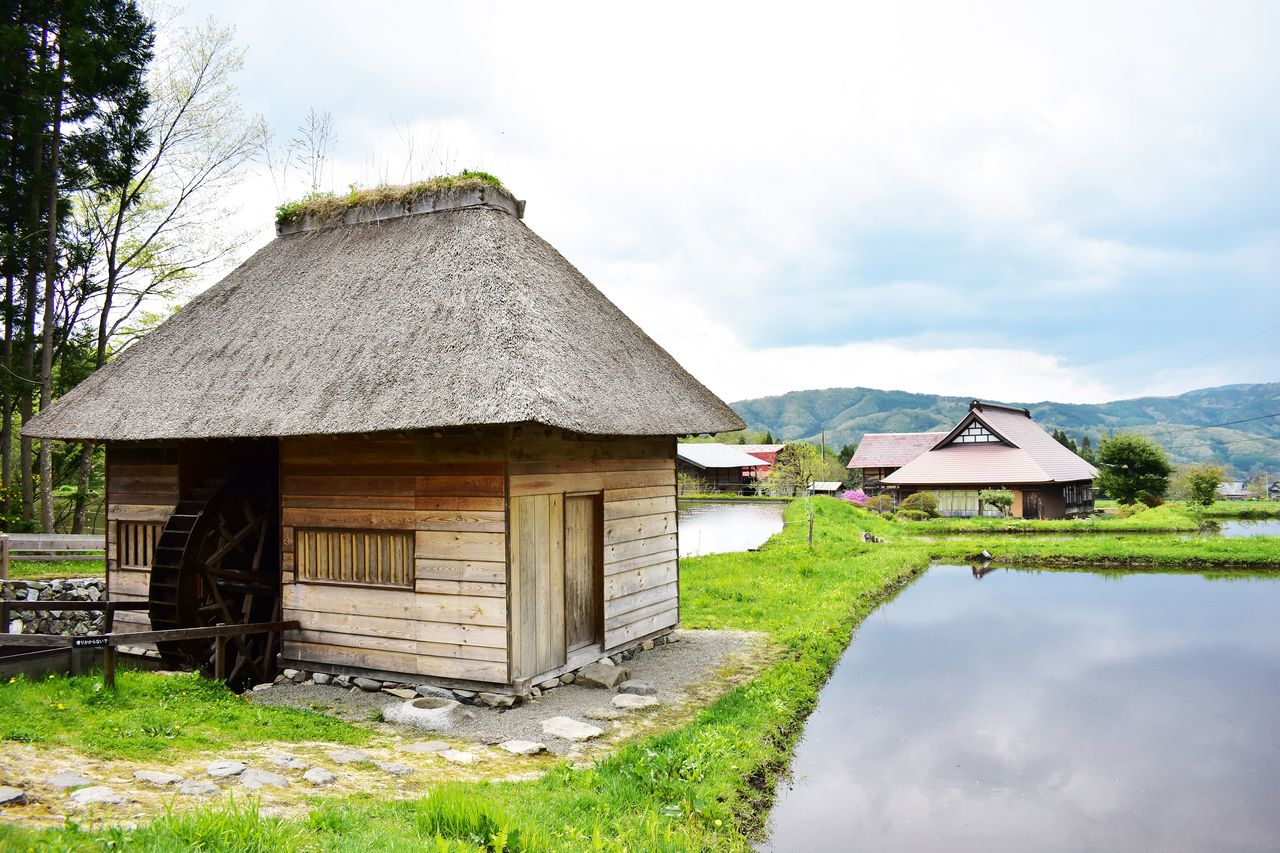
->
xmin=296 ymin=528 xmax=414 ymax=587
xmin=950 ymin=422 xmax=1001 ymax=444
xmin=1063 ymin=484 xmax=1093 ymax=505
xmin=118 ymin=522 xmax=163 ymax=568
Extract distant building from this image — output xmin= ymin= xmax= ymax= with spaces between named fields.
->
xmin=738 ymin=443 xmax=785 ymax=477
xmin=880 ymin=401 xmax=1098 ymax=519
xmin=1269 ymin=481 xmax=1280 ymax=501
xmin=677 ymin=443 xmax=770 ymax=494
xmin=1216 ymin=481 xmax=1254 ymax=500
xmin=846 ymin=432 xmax=946 ymax=494
xmin=809 ymin=481 xmax=842 ymax=495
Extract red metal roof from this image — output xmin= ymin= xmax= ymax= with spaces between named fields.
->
xmin=847 ymin=433 xmax=947 ymax=469
xmin=882 ymin=406 xmax=1097 ymax=486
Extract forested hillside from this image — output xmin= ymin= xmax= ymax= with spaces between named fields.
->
xmin=732 ymin=383 xmax=1280 ymax=474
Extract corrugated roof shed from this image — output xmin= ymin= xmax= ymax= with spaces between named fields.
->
xmin=677 ymin=443 xmax=770 ymax=470
xmin=847 ymin=433 xmax=946 ymax=469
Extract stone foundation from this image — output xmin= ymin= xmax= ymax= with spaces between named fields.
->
xmin=0 ymin=579 xmax=106 ymax=635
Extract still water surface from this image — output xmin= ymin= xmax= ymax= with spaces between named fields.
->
xmin=676 ymin=501 xmax=785 ymax=557
xmin=1215 ymin=519 xmax=1280 ymax=537
xmin=761 ymin=565 xmax=1280 ymax=853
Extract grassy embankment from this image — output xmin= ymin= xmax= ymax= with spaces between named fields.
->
xmin=3 ymin=498 xmax=1278 ymax=851
xmin=4 ymin=558 xmax=104 ymax=580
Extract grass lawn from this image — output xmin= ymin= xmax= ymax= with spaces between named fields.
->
xmin=5 ymin=558 xmax=104 ymax=580
xmin=2 ymin=498 xmax=1278 ymax=851
xmin=0 ymin=670 xmax=370 ymax=761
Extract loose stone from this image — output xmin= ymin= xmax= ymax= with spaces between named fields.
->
xmin=178 ymin=779 xmax=219 ymax=796
xmin=537 ymin=679 xmax=560 ymax=691
xmin=353 ymin=677 xmax=383 ymax=692
xmin=382 ymin=687 xmax=418 ymax=700
xmin=576 ymin=662 xmax=631 ymax=689
xmin=612 ymin=693 xmax=660 ymax=710
xmin=399 ymin=740 xmax=450 ymax=754
xmin=0 ymin=786 xmax=26 ymax=805
xmin=251 ymin=683 xmax=273 ymax=692
xmin=312 ymin=673 xmax=332 ymax=685
xmin=326 ymin=748 xmax=373 ymax=764
xmin=48 ymin=771 xmax=93 ymax=789
xmin=133 ymin=770 xmax=183 ymax=785
xmin=540 ymin=716 xmax=604 ymax=741
xmin=452 ymin=689 xmax=477 ymax=700
xmin=640 ymin=640 xmax=655 ymax=651
xmin=499 ymin=740 xmax=546 ymax=756
xmin=264 ymin=754 xmax=310 ymax=771
xmin=439 ymin=749 xmax=477 ymax=765
xmin=373 ymin=760 xmax=413 ymax=776
xmin=414 ymin=684 xmax=454 ymax=700
xmin=618 ymin=679 xmax=657 ymax=696
xmin=303 ymin=768 xmax=335 ymax=786
xmin=205 ymin=760 xmax=246 ymax=778
xmin=478 ymin=692 xmax=516 ymax=709
xmin=559 ymin=673 xmax=575 ymax=685
xmin=69 ymin=786 xmax=125 ymax=806
xmin=282 ymin=668 xmax=301 ymax=681
xmin=239 ymin=768 xmax=289 ymax=790
xmin=530 ymin=687 xmax=542 ymax=699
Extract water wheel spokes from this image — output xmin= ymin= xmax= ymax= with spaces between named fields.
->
xmin=148 ymin=464 xmax=280 ymax=691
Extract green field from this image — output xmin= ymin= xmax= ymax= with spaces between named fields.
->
xmin=3 ymin=498 xmax=1277 ymax=851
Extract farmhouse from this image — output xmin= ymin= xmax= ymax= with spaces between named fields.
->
xmin=676 ymin=443 xmax=768 ymax=494
xmin=738 ymin=443 xmax=785 ymax=476
xmin=880 ymin=401 xmax=1097 ymax=518
xmin=846 ymin=432 xmax=946 ymax=494
xmin=24 ymin=178 xmax=741 ymax=694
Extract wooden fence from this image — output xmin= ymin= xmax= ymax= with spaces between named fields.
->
xmin=0 ymin=533 xmax=105 ymax=579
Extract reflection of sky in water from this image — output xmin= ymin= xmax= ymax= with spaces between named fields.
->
xmin=677 ymin=501 xmax=784 ymax=557
xmin=1216 ymin=519 xmax=1280 ymax=538
xmin=761 ymin=566 xmax=1280 ymax=853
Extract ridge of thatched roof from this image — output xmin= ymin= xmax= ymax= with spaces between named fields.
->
xmin=275 ymin=172 xmax=522 ymax=233
xmin=25 ymin=194 xmax=743 ymax=442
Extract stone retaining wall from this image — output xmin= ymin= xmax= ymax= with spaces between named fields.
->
xmin=0 ymin=579 xmax=106 ymax=635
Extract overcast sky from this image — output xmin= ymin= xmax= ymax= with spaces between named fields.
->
xmin=178 ymin=1 xmax=1279 ymax=405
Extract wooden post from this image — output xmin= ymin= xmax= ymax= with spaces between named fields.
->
xmin=214 ymin=635 xmax=228 ymax=681
xmin=1 ymin=533 xmax=8 ymax=580
xmin=103 ymin=645 xmax=116 ymax=689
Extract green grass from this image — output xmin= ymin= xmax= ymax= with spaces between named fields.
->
xmin=276 ymin=171 xmax=506 ymax=225
xmin=4 ymin=497 xmax=1277 ymax=851
xmin=4 ymin=558 xmax=104 ymax=579
xmin=0 ymin=670 xmax=370 ymax=760
xmin=1197 ymin=499 xmax=1280 ymax=519
xmin=909 ymin=503 xmax=1203 ymax=534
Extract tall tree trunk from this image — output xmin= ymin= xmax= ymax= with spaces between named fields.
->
xmin=37 ymin=43 xmax=64 ymax=533
xmin=71 ymin=442 xmax=93 ymax=533
xmin=20 ymin=24 xmax=49 ymax=527
xmin=1 ymin=270 xmax=13 ymax=516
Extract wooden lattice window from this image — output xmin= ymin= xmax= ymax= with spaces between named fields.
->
xmin=118 ymin=522 xmax=162 ymax=568
xmin=296 ymin=529 xmax=414 ymax=587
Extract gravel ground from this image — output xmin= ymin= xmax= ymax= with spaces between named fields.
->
xmin=249 ymin=629 xmax=764 ymax=755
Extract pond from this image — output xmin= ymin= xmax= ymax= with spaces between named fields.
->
xmin=1215 ymin=519 xmax=1280 ymax=538
xmin=761 ymin=565 xmax=1280 ymax=853
xmin=676 ymin=500 xmax=785 ymax=557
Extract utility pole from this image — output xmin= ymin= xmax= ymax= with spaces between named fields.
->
xmin=820 ymin=426 xmax=826 ymax=462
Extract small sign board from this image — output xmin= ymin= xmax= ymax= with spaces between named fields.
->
xmin=72 ymin=636 xmax=111 ymax=648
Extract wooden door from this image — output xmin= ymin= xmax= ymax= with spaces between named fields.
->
xmin=564 ymin=494 xmax=602 ymax=653
xmin=509 ymin=494 xmax=566 ymax=679
xmin=1023 ymin=491 xmax=1042 ymax=520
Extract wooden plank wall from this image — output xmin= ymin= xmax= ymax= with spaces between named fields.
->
xmin=508 ymin=493 xmax=565 ymax=679
xmin=105 ymin=442 xmax=180 ymax=633
xmin=507 ymin=427 xmax=678 ymax=662
xmin=279 ymin=429 xmax=509 ymax=684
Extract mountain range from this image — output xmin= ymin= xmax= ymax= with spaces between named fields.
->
xmin=730 ymin=383 xmax=1280 ymax=475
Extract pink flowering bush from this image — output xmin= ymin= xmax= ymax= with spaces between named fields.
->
xmin=840 ymin=489 xmax=868 ymax=505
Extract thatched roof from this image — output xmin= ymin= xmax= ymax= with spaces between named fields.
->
xmin=25 ymin=185 xmax=743 ymax=441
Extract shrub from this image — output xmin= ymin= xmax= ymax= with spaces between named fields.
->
xmin=1137 ymin=491 xmax=1164 ymax=508
xmin=840 ymin=489 xmax=868 ymax=505
xmin=1115 ymin=502 xmax=1147 ymax=518
xmin=897 ymin=509 xmax=930 ymax=521
xmin=863 ymin=494 xmax=895 ymax=514
xmin=898 ymin=492 xmax=939 ymax=517
xmin=1185 ymin=464 xmax=1223 ymax=507
xmin=978 ymin=489 xmax=1014 ymax=517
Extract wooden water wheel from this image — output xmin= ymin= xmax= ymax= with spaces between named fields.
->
xmin=148 ymin=465 xmax=280 ymax=691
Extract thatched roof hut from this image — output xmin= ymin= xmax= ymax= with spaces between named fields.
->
xmin=26 ymin=179 xmax=739 ymax=441
xmin=27 ymin=177 xmax=740 ymax=694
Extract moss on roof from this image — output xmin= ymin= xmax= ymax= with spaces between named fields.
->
xmin=275 ymin=170 xmax=505 ymax=226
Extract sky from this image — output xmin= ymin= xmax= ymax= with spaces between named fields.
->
xmin=176 ymin=0 xmax=1279 ymax=405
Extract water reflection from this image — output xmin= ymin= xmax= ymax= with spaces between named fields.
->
xmin=677 ymin=501 xmax=785 ymax=557
xmin=761 ymin=565 xmax=1280 ymax=853
xmin=1215 ymin=519 xmax=1280 ymax=538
